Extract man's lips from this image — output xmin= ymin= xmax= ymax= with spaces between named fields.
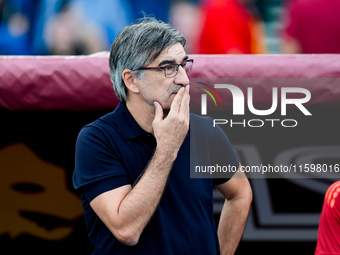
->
xmin=171 ymin=86 xmax=185 ymax=95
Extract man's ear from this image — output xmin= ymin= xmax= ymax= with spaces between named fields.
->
xmin=122 ymin=69 xmax=140 ymax=94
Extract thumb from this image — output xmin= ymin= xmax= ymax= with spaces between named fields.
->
xmin=153 ymin=101 xmax=164 ymax=121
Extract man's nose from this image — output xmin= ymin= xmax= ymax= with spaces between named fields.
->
xmin=174 ymin=66 xmax=190 ymax=86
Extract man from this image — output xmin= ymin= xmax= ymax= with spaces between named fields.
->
xmin=73 ymin=18 xmax=252 ymax=255
xmin=315 ymin=181 xmax=340 ymax=254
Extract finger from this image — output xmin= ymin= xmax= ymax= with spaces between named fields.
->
xmin=179 ymin=85 xmax=190 ymax=118
xmin=169 ymin=86 xmax=185 ymax=114
xmin=153 ymin=101 xmax=164 ymax=121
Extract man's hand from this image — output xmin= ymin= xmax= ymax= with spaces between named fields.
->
xmin=152 ymin=85 xmax=190 ymax=158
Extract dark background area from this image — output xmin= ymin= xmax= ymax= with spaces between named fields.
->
xmin=1 ymin=103 xmax=338 ymax=254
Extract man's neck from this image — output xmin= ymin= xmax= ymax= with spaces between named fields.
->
xmin=126 ymin=99 xmax=155 ymax=134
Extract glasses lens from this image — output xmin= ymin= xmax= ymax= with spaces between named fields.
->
xmin=164 ymin=65 xmax=177 ymax=78
xmin=164 ymin=60 xmax=193 ymax=78
xmin=184 ymin=60 xmax=193 ymax=73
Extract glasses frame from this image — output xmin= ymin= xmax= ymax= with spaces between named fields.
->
xmin=137 ymin=59 xmax=194 ymax=78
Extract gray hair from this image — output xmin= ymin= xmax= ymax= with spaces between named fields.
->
xmin=109 ymin=17 xmax=186 ymax=101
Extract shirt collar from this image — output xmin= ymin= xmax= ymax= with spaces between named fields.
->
xmin=113 ymin=102 xmax=148 ymax=139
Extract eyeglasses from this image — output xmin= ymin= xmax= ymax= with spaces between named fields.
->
xmin=137 ymin=59 xmax=193 ymax=78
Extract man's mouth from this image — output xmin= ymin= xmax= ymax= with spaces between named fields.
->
xmin=171 ymin=89 xmax=181 ymax=95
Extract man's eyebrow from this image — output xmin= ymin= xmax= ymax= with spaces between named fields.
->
xmin=182 ymin=56 xmax=189 ymax=62
xmin=158 ymin=56 xmax=189 ymax=66
xmin=158 ymin=59 xmax=176 ymax=66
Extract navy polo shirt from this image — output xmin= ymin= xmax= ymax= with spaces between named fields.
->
xmin=73 ymin=102 xmax=239 ymax=255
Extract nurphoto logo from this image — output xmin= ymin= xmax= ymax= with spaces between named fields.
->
xmin=196 ymin=83 xmax=312 ymax=128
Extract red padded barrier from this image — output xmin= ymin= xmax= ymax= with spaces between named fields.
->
xmin=0 ymin=53 xmax=115 ymax=111
xmin=1 ymin=54 xmax=340 ymax=110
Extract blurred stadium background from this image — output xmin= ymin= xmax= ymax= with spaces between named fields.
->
xmin=0 ymin=0 xmax=292 ymax=56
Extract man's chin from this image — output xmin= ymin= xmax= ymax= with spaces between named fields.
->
xmin=162 ymin=102 xmax=171 ymax=114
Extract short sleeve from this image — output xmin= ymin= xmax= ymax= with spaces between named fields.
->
xmin=73 ymin=125 xmax=131 ymax=203
xmin=190 ymin=114 xmax=240 ymax=186
xmin=211 ymin=124 xmax=240 ymax=186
